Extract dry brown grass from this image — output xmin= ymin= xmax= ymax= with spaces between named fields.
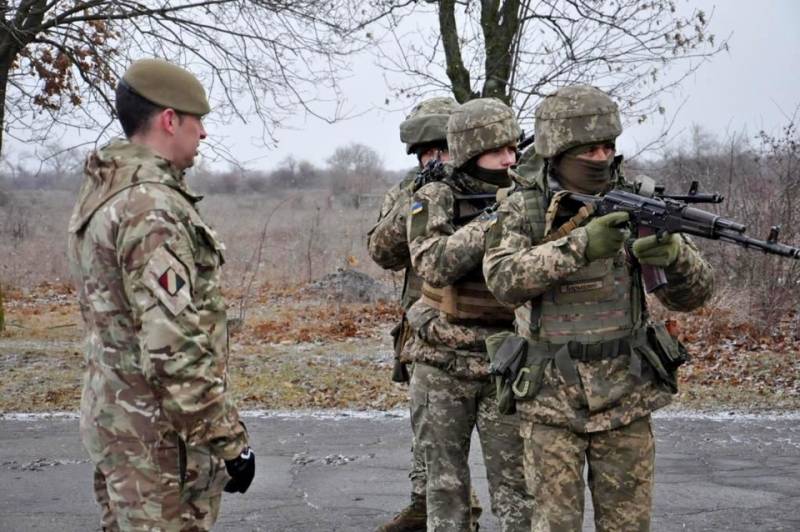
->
xmin=1 ymin=282 xmax=798 ymax=413
xmin=0 ymin=283 xmax=407 ymax=413
xmin=0 ymin=189 xmax=397 ymax=289
xmin=1 ymin=188 xmax=798 ymax=414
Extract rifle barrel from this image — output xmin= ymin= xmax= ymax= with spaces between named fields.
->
xmin=717 ymin=230 xmax=800 ymax=259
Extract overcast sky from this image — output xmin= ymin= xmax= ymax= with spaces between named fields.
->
xmin=208 ymin=0 xmax=796 ymax=172
xmin=6 ymin=0 xmax=799 ymax=174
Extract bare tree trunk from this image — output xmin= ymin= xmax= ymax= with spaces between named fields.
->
xmin=0 ymin=0 xmax=45 ymax=157
xmin=438 ymin=0 xmax=478 ymax=103
xmin=480 ymin=0 xmax=519 ymax=104
xmin=0 ymin=30 xmax=18 ymax=157
xmin=436 ymin=0 xmax=519 ymax=104
xmin=0 ymin=282 xmax=5 ymax=333
xmin=0 ymin=56 xmax=10 ymax=156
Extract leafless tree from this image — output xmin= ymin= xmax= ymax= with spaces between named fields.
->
xmin=0 ymin=0 xmax=412 ymax=155
xmin=642 ymin=114 xmax=800 ymax=332
xmin=376 ymin=0 xmax=727 ymax=134
xmin=326 ymin=142 xmax=386 ymax=200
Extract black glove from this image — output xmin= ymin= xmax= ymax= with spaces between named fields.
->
xmin=224 ymin=447 xmax=255 ymax=494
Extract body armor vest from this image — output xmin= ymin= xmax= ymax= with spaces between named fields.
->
xmin=515 ymin=184 xmax=644 ymax=345
xmin=421 ymin=191 xmax=514 ymax=324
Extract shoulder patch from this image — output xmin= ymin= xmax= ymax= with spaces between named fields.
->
xmin=143 ymin=246 xmax=192 ymax=316
xmin=408 ymin=199 xmax=430 ymax=241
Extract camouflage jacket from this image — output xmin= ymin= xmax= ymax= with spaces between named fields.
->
xmin=405 ymin=167 xmax=514 ymax=379
xmin=367 ymin=168 xmax=424 ymax=311
xmin=483 ymin=167 xmax=714 ymax=432
xmin=67 ymin=139 xmax=247 ymax=461
xmin=367 ymin=168 xmax=416 ymax=272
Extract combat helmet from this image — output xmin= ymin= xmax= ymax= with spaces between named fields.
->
xmin=120 ymin=58 xmax=210 ymax=116
xmin=400 ymin=97 xmax=459 ymax=154
xmin=533 ymin=85 xmax=621 ymax=159
xmin=447 ymin=98 xmax=521 ymax=169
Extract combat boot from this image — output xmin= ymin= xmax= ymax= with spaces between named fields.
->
xmin=375 ymin=497 xmax=427 ymax=532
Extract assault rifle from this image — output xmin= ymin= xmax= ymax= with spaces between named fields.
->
xmin=413 ymin=131 xmax=535 ymax=193
xmin=565 ymin=182 xmax=800 ymax=292
xmin=413 ymin=158 xmax=448 ymax=192
xmin=517 ymin=130 xmax=535 ymax=154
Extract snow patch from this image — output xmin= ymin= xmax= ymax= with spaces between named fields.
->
xmin=3 ymin=408 xmax=799 ymax=423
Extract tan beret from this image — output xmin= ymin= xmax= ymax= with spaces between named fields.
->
xmin=122 ymin=58 xmax=210 ymax=116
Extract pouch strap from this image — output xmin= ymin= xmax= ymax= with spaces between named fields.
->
xmin=530 ymin=329 xmax=648 ymax=386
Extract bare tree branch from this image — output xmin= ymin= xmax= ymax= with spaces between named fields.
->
xmin=0 ymin=0 xmax=401 ymax=155
xmin=375 ymin=0 xmax=727 ymax=147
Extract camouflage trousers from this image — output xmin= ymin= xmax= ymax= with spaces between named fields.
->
xmin=408 ymin=367 xmax=483 ymax=518
xmin=522 ymin=415 xmax=655 ymax=532
xmin=410 ymin=362 xmax=533 ymax=531
xmin=90 ymin=432 xmax=228 ymax=531
xmin=409 ymin=431 xmax=428 ymax=502
xmin=408 ymin=363 xmax=428 ymax=502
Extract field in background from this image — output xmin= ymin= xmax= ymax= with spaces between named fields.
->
xmin=1 ymin=136 xmax=800 ymax=413
xmin=1 ymin=280 xmax=798 ymax=414
xmin=0 ymin=188 xmax=392 ymax=289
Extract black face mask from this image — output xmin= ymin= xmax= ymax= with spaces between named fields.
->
xmin=462 ymin=158 xmax=512 ymax=187
xmin=552 ymin=153 xmax=613 ymax=194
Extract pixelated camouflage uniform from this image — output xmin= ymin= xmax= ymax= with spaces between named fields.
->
xmin=406 ymin=157 xmax=533 ymax=531
xmin=68 ymin=139 xmax=248 ymax=531
xmin=483 ymin=86 xmax=714 ymax=532
xmin=368 ymin=167 xmax=430 ymax=511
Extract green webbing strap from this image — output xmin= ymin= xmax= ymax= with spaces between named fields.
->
xmin=554 ymin=344 xmax=580 ymax=386
xmin=531 ymin=329 xmax=649 ymax=386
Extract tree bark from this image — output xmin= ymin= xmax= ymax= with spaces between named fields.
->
xmin=0 ymin=53 xmax=13 ymax=157
xmin=437 ymin=0 xmax=479 ymax=103
xmin=0 ymin=0 xmax=47 ymax=157
xmin=480 ymin=0 xmax=519 ymax=104
xmin=0 ymin=281 xmax=5 ymax=333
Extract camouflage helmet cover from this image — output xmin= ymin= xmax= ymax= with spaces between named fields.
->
xmin=121 ymin=58 xmax=211 ymax=116
xmin=400 ymin=96 xmax=459 ymax=154
xmin=533 ymin=84 xmax=622 ymax=158
xmin=447 ymin=97 xmax=522 ymax=169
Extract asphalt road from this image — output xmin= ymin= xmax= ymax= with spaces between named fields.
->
xmin=1 ymin=410 xmax=798 ymax=531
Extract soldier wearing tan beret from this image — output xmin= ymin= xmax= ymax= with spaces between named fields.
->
xmin=68 ymin=58 xmax=254 ymax=531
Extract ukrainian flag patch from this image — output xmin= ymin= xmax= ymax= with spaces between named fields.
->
xmin=411 ymin=201 xmax=424 ymax=215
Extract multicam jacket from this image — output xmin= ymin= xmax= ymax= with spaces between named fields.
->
xmin=483 ymin=166 xmax=714 ymax=432
xmin=405 ymin=167 xmax=515 ymax=379
xmin=67 ymin=139 xmax=247 ymax=462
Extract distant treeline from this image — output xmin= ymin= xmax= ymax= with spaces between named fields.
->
xmin=0 ymin=142 xmax=406 ymax=199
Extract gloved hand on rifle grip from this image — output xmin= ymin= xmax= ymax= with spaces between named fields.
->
xmin=224 ymin=447 xmax=255 ymax=494
xmin=632 ymin=233 xmax=680 ymax=267
xmin=584 ymin=211 xmax=630 ymax=261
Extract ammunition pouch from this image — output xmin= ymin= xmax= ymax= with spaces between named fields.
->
xmin=390 ymin=314 xmax=414 ymax=383
xmin=421 ymin=281 xmax=514 ymax=325
xmin=486 ymin=332 xmax=544 ymax=414
xmin=635 ymin=322 xmax=690 ymax=393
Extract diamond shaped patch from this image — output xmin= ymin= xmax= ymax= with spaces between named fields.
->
xmin=158 ymin=267 xmax=186 ymax=296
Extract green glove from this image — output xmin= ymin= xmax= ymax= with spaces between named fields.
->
xmin=584 ymin=211 xmax=630 ymax=261
xmin=632 ymin=233 xmax=681 ymax=267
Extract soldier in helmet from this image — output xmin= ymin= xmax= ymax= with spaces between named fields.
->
xmin=405 ymin=97 xmax=533 ymax=531
xmin=369 ymin=97 xmax=483 ymax=532
xmin=67 ymin=58 xmax=254 ymax=531
xmin=483 ymin=84 xmax=714 ymax=530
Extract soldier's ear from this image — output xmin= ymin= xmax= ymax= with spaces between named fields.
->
xmin=157 ymin=108 xmax=180 ymax=136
